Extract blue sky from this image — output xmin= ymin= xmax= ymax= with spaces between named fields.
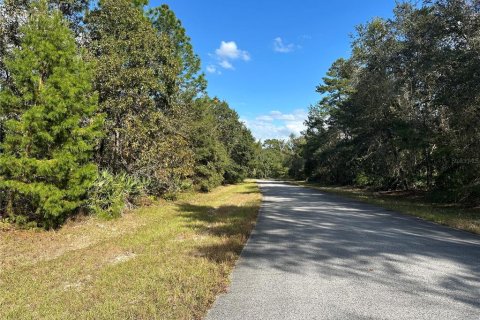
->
xmin=150 ymin=0 xmax=397 ymax=140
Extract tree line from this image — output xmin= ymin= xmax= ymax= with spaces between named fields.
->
xmin=0 ymin=0 xmax=259 ymax=228
xmin=264 ymin=0 xmax=480 ymax=205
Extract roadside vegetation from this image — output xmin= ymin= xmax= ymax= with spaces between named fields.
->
xmin=299 ymin=0 xmax=480 ymax=207
xmin=0 ymin=181 xmax=261 ymax=319
xmin=0 ymin=0 xmax=263 ymax=229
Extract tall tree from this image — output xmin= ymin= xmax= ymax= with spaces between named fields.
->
xmin=149 ymin=4 xmax=206 ymax=114
xmin=0 ymin=1 xmax=102 ymax=227
xmin=87 ymin=0 xmax=160 ymax=173
xmin=0 ymin=0 xmax=89 ymax=148
xmin=87 ymin=0 xmax=195 ymax=194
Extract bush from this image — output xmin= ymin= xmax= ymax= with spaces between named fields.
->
xmin=354 ymin=172 xmax=371 ymax=187
xmin=223 ymin=163 xmax=246 ymax=184
xmin=87 ymin=170 xmax=145 ymax=219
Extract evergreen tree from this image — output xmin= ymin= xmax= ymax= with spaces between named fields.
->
xmin=149 ymin=4 xmax=206 ymax=113
xmin=87 ymin=0 xmax=160 ymax=174
xmin=0 ymin=0 xmax=89 ymax=150
xmin=0 ymin=1 xmax=102 ymax=227
xmin=190 ymin=97 xmax=228 ymax=192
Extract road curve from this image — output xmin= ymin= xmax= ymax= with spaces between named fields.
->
xmin=206 ymin=180 xmax=480 ymax=320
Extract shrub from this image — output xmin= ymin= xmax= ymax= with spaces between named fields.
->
xmin=87 ymin=170 xmax=145 ymax=219
xmin=354 ymin=172 xmax=371 ymax=187
xmin=223 ymin=163 xmax=246 ymax=184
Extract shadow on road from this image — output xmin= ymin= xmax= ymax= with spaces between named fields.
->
xmin=238 ymin=180 xmax=480 ymax=309
xmin=194 ymin=180 xmax=480 ymax=314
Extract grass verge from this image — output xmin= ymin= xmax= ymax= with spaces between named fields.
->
xmin=292 ymin=181 xmax=480 ymax=234
xmin=0 ymin=181 xmax=261 ymax=320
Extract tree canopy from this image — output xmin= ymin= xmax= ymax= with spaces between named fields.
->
xmin=280 ymin=0 xmax=480 ymax=205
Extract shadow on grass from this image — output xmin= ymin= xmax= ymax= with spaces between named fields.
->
xmin=237 ymin=183 xmax=260 ymax=195
xmin=176 ymin=203 xmax=259 ymax=263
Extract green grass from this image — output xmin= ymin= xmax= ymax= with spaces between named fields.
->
xmin=0 ymin=181 xmax=261 ymax=320
xmin=292 ymin=181 xmax=480 ymax=234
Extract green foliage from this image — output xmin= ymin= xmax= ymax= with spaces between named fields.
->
xmin=354 ymin=172 xmax=371 ymax=187
xmin=252 ymin=135 xmax=305 ymax=180
xmin=298 ymin=0 xmax=480 ymax=204
xmin=259 ymin=139 xmax=290 ymax=178
xmin=148 ymin=4 xmax=207 ymax=109
xmin=1 ymin=0 xmax=90 ymax=149
xmin=87 ymin=0 xmax=204 ymax=196
xmin=0 ymin=0 xmax=268 ymax=228
xmin=190 ymin=97 xmax=229 ymax=192
xmin=286 ymin=135 xmax=306 ymax=180
xmin=0 ymin=1 xmax=102 ymax=228
xmin=87 ymin=0 xmax=161 ymax=174
xmin=211 ymin=99 xmax=257 ymax=183
xmin=87 ymin=170 xmax=145 ymax=219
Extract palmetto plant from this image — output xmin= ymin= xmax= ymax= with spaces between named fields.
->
xmin=87 ymin=170 xmax=145 ymax=219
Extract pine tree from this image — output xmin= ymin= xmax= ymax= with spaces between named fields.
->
xmin=0 ymin=1 xmax=102 ymax=227
xmin=149 ymin=4 xmax=206 ymax=112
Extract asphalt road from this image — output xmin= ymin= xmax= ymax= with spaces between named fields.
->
xmin=206 ymin=180 xmax=480 ymax=320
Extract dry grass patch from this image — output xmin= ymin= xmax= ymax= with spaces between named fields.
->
xmin=0 ymin=181 xmax=261 ymax=320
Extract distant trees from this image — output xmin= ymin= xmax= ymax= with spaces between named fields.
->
xmin=211 ymin=99 xmax=257 ymax=184
xmin=298 ymin=0 xmax=480 ymax=204
xmin=252 ymin=135 xmax=304 ymax=179
xmin=190 ymin=97 xmax=228 ymax=192
xmin=0 ymin=0 xmax=258 ymax=227
xmin=258 ymin=139 xmax=290 ymax=178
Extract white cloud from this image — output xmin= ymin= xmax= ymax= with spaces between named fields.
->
xmin=219 ymin=60 xmax=234 ymax=70
xmin=206 ymin=64 xmax=222 ymax=75
xmin=257 ymin=110 xmax=304 ymax=122
xmin=243 ymin=109 xmax=308 ymax=141
xmin=273 ymin=37 xmax=296 ymax=53
xmin=256 ymin=115 xmax=274 ymax=122
xmin=206 ymin=65 xmax=218 ymax=74
xmin=268 ymin=110 xmax=296 ymax=121
xmin=285 ymin=121 xmax=305 ymax=133
xmin=215 ymin=41 xmax=250 ymax=61
xmin=212 ymin=41 xmax=250 ymax=71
